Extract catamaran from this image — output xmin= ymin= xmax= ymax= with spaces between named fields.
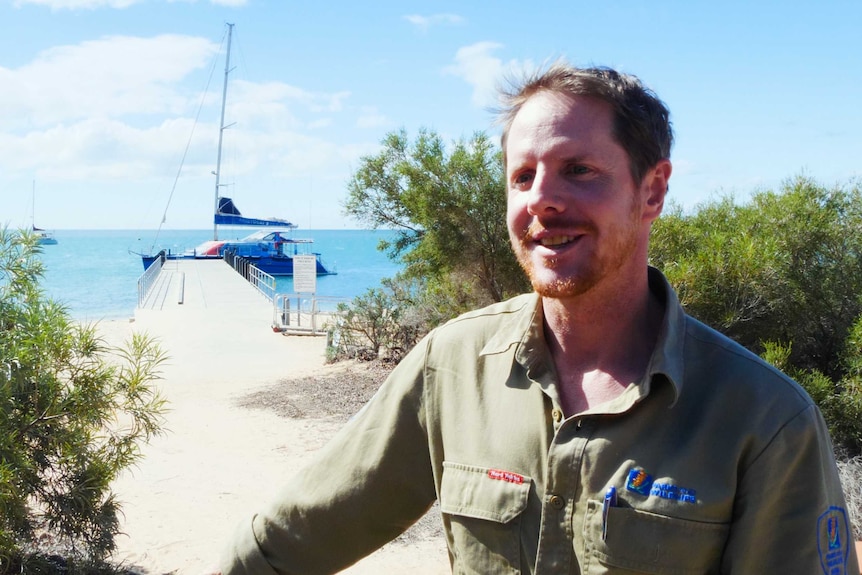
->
xmin=136 ymin=23 xmax=333 ymax=276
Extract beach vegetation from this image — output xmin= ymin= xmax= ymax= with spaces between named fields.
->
xmin=344 ymin=128 xmax=529 ymax=307
xmin=650 ymin=175 xmax=862 ymax=456
xmin=334 ymin=128 xmax=528 ymax=363
xmin=0 ymin=227 xmax=167 ymax=572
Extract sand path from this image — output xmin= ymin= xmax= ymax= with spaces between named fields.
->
xmin=102 ymin=260 xmax=448 ymax=574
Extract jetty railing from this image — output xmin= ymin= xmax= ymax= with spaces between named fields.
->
xmin=224 ymin=251 xmax=349 ymax=335
xmin=136 ymin=253 xmax=165 ymax=307
xmin=224 ymin=251 xmax=276 ymax=302
xmin=272 ymin=294 xmax=347 ymax=335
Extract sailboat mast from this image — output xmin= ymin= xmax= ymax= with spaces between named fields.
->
xmin=213 ymin=22 xmax=234 ymax=241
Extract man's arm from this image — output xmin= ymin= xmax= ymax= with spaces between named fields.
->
xmin=721 ymin=405 xmax=859 ymax=573
xmin=219 ymin=341 xmax=438 ymax=574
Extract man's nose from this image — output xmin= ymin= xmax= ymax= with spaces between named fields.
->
xmin=527 ymin=170 xmax=565 ymax=215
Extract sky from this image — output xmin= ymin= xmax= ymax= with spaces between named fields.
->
xmin=1 ymin=0 xmax=860 ymax=231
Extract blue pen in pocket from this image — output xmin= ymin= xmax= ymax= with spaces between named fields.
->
xmin=602 ymin=486 xmax=617 ymax=541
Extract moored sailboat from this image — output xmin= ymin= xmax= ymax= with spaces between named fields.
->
xmin=31 ymin=181 xmax=57 ymax=245
xmin=136 ymin=23 xmax=333 ymax=276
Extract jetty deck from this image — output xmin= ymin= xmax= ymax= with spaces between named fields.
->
xmin=138 ymin=258 xmax=271 ymax=314
xmin=135 ymin=258 xmax=331 ymax=336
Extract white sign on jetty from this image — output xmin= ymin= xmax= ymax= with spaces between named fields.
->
xmin=292 ymin=255 xmax=317 ymax=294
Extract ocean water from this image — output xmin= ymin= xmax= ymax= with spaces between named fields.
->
xmin=36 ymin=229 xmax=403 ymax=322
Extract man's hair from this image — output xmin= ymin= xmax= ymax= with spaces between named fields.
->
xmin=497 ymin=62 xmax=673 ymax=185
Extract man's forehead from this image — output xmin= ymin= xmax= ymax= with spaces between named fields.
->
xmin=512 ymin=91 xmax=612 ymax=126
xmin=506 ymin=92 xmax=616 ymax=157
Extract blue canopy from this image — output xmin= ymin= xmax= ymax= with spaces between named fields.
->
xmin=214 ymin=197 xmax=296 ymax=228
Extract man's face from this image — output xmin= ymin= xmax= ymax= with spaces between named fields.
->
xmin=505 ymin=91 xmax=662 ymax=299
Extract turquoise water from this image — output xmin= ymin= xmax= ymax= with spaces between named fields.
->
xmin=36 ymin=229 xmax=402 ymax=322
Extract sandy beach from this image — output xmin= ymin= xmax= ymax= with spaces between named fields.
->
xmin=99 ymin=260 xmax=449 ymax=574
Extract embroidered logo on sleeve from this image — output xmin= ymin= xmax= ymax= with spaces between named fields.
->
xmin=818 ymin=506 xmax=850 ymax=575
xmin=487 ymin=469 xmax=524 ymax=484
xmin=625 ymin=467 xmax=697 ymax=503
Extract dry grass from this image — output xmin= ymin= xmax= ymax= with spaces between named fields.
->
xmin=236 ymin=359 xmax=394 ymax=421
xmin=236 ymin=359 xmax=444 ymax=549
xmin=837 ymin=456 xmax=862 ymax=540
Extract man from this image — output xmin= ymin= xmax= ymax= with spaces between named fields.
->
xmin=217 ymin=63 xmax=858 ymax=574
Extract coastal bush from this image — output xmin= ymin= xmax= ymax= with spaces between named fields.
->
xmin=339 ymin=129 xmax=531 ymax=362
xmin=327 ymin=269 xmax=499 ymax=363
xmin=652 ymin=176 xmax=862 ymax=378
xmin=0 ymin=227 xmax=167 ymax=570
xmin=344 ymin=128 xmax=529 ymax=306
xmin=650 ymin=176 xmax=862 ymax=454
xmin=327 ymin=275 xmax=429 ymax=364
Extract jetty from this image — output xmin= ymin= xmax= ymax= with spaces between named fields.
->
xmin=137 ymin=257 xmax=334 ymax=336
xmin=137 ymin=258 xmax=271 ymax=315
xmin=111 ymin=258 xmax=449 ymax=574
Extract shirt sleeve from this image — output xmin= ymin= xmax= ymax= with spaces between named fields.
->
xmin=220 ymin=338 xmax=438 ymax=575
xmin=721 ymin=404 xmax=859 ymax=574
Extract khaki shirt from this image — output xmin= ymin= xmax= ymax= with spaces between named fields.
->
xmin=222 ymin=268 xmax=858 ymax=574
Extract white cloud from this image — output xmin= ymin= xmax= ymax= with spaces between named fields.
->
xmin=356 ymin=107 xmax=389 ymax=129
xmin=312 ymin=91 xmax=351 ymax=114
xmin=307 ymin=118 xmax=332 ymax=129
xmin=443 ymin=42 xmax=535 ymax=109
xmin=227 ymin=80 xmax=352 ymax=132
xmin=0 ymin=34 xmax=217 ymax=128
xmin=13 ymin=0 xmax=141 ymax=8
xmin=0 ymin=116 xmax=211 ymax=181
xmin=13 ymin=0 xmax=248 ymax=7
xmin=0 ymin=31 xmax=366 ymax=229
xmin=403 ymin=13 xmax=464 ymax=31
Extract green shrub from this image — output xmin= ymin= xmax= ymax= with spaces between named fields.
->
xmin=0 ymin=227 xmax=167 ymax=568
xmin=327 ymin=274 xmax=439 ymax=364
xmin=651 ymin=177 xmax=862 ymax=454
xmin=652 ymin=176 xmax=862 ymax=379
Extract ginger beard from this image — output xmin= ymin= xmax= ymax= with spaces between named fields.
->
xmin=508 ymin=190 xmax=643 ymax=299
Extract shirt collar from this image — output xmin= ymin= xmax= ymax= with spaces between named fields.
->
xmin=482 ymin=267 xmax=687 ymax=403
xmin=480 ymin=292 xmax=542 ymax=358
xmin=644 ymin=266 xmax=686 ymax=403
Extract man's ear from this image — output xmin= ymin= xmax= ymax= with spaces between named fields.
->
xmin=642 ymin=159 xmax=672 ymax=223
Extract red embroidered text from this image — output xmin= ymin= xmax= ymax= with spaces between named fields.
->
xmin=488 ymin=469 xmax=525 ymax=484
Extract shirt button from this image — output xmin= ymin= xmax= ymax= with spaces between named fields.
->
xmin=549 ymin=495 xmax=565 ymax=509
xmin=552 ymin=409 xmax=563 ymax=422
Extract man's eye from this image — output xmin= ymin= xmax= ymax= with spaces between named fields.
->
xmin=512 ymin=172 xmax=533 ymax=186
xmin=566 ymin=165 xmax=589 ymax=176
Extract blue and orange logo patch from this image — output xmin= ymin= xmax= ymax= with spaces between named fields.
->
xmin=625 ymin=467 xmax=697 ymax=503
xmin=626 ymin=468 xmax=653 ymax=496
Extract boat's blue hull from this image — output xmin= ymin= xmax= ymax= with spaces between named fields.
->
xmin=229 ymin=253 xmax=334 ymax=276
xmin=141 ymin=251 xmax=334 ymax=276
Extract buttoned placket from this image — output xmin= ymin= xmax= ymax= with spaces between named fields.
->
xmin=533 ymin=411 xmax=595 ymax=574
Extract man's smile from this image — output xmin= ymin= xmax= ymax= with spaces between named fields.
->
xmin=538 ymin=235 xmax=578 ymax=247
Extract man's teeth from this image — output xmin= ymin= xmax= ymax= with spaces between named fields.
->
xmin=540 ymin=235 xmax=575 ymax=247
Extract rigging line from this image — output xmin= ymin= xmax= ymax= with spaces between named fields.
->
xmin=148 ymin=25 xmax=231 ymax=254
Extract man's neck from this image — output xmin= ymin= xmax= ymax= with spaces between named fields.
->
xmin=541 ymin=269 xmax=663 ymax=416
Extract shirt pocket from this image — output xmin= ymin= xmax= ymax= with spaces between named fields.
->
xmin=582 ymin=499 xmax=729 ymax=575
xmin=440 ymin=461 xmax=531 ymax=574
